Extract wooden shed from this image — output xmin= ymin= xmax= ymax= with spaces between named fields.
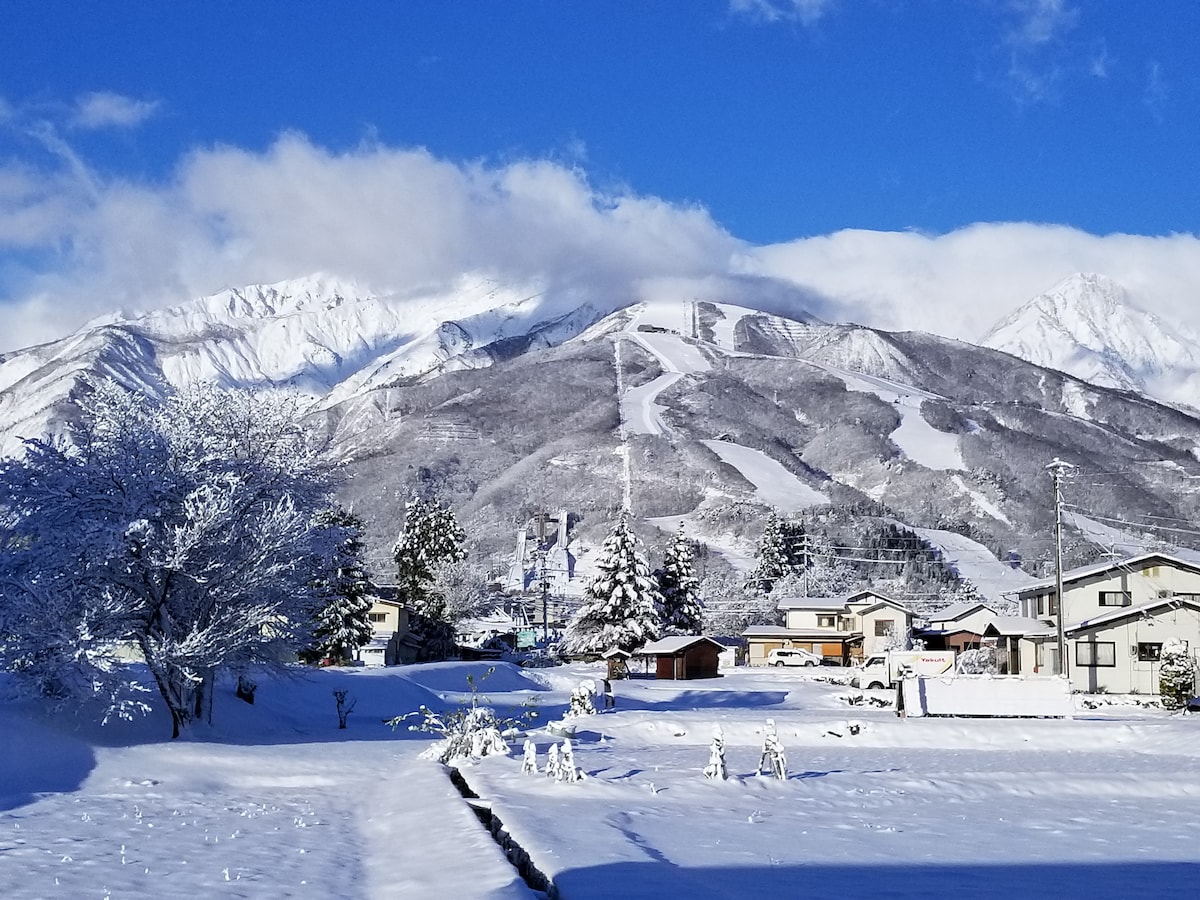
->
xmin=637 ymin=636 xmax=724 ymax=680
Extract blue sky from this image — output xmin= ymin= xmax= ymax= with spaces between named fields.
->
xmin=2 ymin=1 xmax=1199 ymax=348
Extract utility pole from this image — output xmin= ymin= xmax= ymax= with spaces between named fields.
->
xmin=537 ymin=549 xmax=551 ymax=643
xmin=1047 ymin=458 xmax=1074 ymax=678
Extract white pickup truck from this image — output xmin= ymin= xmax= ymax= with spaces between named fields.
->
xmin=852 ymin=650 xmax=956 ymax=690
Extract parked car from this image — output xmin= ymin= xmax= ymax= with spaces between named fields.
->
xmin=767 ymin=648 xmax=822 ymax=667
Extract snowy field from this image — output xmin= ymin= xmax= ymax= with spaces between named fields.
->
xmin=6 ymin=662 xmax=1200 ymax=899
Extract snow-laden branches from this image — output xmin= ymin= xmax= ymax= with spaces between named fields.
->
xmin=0 ymin=379 xmax=339 ymax=737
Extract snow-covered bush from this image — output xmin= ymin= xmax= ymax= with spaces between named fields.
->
xmin=1159 ymin=638 xmax=1196 ymax=710
xmin=956 ymin=647 xmax=998 ymax=675
xmin=757 ymin=718 xmax=787 ymax=780
xmin=521 ymin=739 xmax=538 ymax=774
xmin=567 ymin=680 xmax=597 ymax=718
xmin=393 ymin=668 xmax=535 ymax=764
xmin=703 ymin=726 xmax=728 ymax=781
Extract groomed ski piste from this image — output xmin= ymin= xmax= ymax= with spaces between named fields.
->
xmin=7 ymin=661 xmax=1200 ymax=899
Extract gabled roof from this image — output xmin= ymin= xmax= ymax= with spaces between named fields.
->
xmin=1067 ymin=594 xmax=1200 ymax=635
xmin=1013 ymin=552 xmax=1200 ymax=596
xmin=637 ymin=636 xmax=726 ymax=655
xmin=927 ymin=601 xmax=997 ymax=624
xmin=775 ymin=597 xmax=847 ymax=611
xmin=775 ymin=589 xmax=908 ymax=614
xmin=983 ymin=616 xmax=1054 ymax=637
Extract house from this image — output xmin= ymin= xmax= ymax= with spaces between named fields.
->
xmin=918 ymin=601 xmax=999 ymax=653
xmin=636 ymin=636 xmax=724 ymax=680
xmin=743 ymin=590 xmax=914 ymax=666
xmin=998 ymin=552 xmax=1200 ymax=694
xmin=357 ymin=595 xmax=421 ymax=666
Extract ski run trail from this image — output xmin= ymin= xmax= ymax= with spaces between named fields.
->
xmin=616 ymin=300 xmax=1024 ymax=596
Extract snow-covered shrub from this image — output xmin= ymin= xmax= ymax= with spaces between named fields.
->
xmin=1159 ymin=638 xmax=1196 ymax=710
xmin=703 ymin=726 xmax=728 ymax=781
xmin=567 ymin=680 xmax=597 ymax=718
xmin=545 ymin=742 xmax=562 ymax=779
xmin=558 ymin=739 xmax=583 ymax=783
xmin=521 ymin=739 xmax=538 ymax=774
xmin=392 ymin=668 xmax=534 ymax=763
xmin=956 ymin=647 xmax=998 ymax=675
xmin=757 ymin=718 xmax=787 ymax=780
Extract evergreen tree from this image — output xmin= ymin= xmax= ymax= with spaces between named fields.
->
xmin=654 ymin=524 xmax=703 ymax=634
xmin=748 ymin=512 xmax=805 ymax=592
xmin=311 ymin=508 xmax=377 ymax=664
xmin=393 ymin=495 xmax=467 ymax=660
xmin=562 ymin=514 xmax=661 ymax=655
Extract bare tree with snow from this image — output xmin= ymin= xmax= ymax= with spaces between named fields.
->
xmin=0 ymin=380 xmax=338 ymax=737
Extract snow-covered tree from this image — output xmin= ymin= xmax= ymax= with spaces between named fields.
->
xmin=1160 ymin=638 xmax=1196 ymax=710
xmin=654 ymin=524 xmax=703 ymax=635
xmin=567 ymin=680 xmax=597 ymax=717
xmin=430 ymin=559 xmax=495 ymax=624
xmin=700 ymin=567 xmax=780 ymax=634
xmin=310 ymin=508 xmax=377 ymax=664
xmin=748 ymin=512 xmax=793 ymax=592
xmin=393 ymin=495 xmax=468 ymax=660
xmin=561 ymin=514 xmax=661 ymax=655
xmin=0 ymin=380 xmax=337 ymax=738
xmin=393 ymin=495 xmax=467 ymax=618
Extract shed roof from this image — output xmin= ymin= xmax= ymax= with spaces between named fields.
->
xmin=637 ymin=636 xmax=725 ymax=655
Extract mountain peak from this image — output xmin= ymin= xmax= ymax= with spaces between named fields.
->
xmin=981 ymin=272 xmax=1200 ymax=400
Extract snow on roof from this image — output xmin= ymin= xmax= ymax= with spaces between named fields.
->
xmin=927 ymin=601 xmax=995 ymax=623
xmin=1067 ymin=594 xmax=1200 ymax=634
xmin=774 ymin=597 xmax=845 ymax=611
xmin=637 ymin=636 xmax=724 ymax=655
xmin=985 ymin=616 xmax=1054 ymax=637
xmin=1012 ymin=552 xmax=1200 ymax=595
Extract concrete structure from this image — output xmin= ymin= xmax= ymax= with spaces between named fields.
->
xmin=995 ymin=552 xmax=1200 ymax=694
xmin=743 ymin=590 xmax=913 ymax=666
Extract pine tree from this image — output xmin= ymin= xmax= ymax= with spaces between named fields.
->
xmin=654 ymin=524 xmax=703 ymax=634
xmin=393 ymin=495 xmax=467 ymax=660
xmin=562 ymin=514 xmax=661 ymax=655
xmin=311 ymin=508 xmax=377 ymax=664
xmin=748 ymin=512 xmax=805 ymax=592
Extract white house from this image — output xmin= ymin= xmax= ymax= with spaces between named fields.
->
xmin=996 ymin=552 xmax=1200 ymax=694
xmin=918 ymin=600 xmax=998 ymax=653
xmin=743 ymin=590 xmax=914 ymax=666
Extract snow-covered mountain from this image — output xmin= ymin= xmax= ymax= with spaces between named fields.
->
xmin=980 ymin=273 xmax=1200 ymax=405
xmin=9 ymin=269 xmax=1200 ymax=603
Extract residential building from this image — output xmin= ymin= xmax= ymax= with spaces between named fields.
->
xmin=743 ymin=590 xmax=914 ymax=666
xmin=918 ymin=601 xmax=998 ymax=653
xmin=996 ymin=552 xmax=1200 ymax=694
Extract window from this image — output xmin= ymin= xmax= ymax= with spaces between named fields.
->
xmin=1137 ymin=642 xmax=1163 ymax=662
xmin=875 ymin=619 xmax=895 ymax=637
xmin=838 ymin=616 xmax=856 ymax=631
xmin=1076 ymin=641 xmax=1116 ymax=667
xmin=817 ymin=615 xmax=836 ymax=628
xmin=1099 ymin=591 xmax=1131 ymax=607
xmin=368 ymin=612 xmax=388 ymax=623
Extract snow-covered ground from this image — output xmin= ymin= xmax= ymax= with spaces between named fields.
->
xmin=9 ymin=662 xmax=1200 ymax=899
xmin=911 ymin=526 xmax=1031 ymax=602
xmin=701 ymin=440 xmax=829 ymax=513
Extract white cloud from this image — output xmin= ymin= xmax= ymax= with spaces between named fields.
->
xmin=0 ymin=135 xmax=741 ymax=349
xmin=3 ymin=133 xmax=1200 ymax=358
xmin=728 ymin=0 xmax=838 ymax=26
xmin=1006 ymin=0 xmax=1079 ymax=49
xmin=71 ymin=91 xmax=159 ymax=129
xmin=739 ymin=223 xmax=1200 ymax=341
